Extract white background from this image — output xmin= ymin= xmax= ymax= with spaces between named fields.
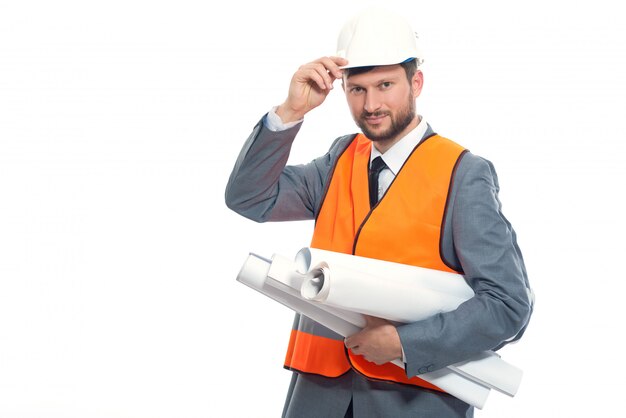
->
xmin=1 ymin=0 xmax=624 ymax=416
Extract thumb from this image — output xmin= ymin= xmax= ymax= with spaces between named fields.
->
xmin=363 ymin=315 xmax=379 ymax=326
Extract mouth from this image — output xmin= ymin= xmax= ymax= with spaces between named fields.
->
xmin=363 ymin=113 xmax=389 ymax=126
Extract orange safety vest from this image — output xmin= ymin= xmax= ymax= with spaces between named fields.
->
xmin=283 ymin=132 xmax=467 ymax=391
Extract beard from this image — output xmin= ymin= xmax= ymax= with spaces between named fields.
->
xmin=356 ymin=94 xmax=416 ymax=142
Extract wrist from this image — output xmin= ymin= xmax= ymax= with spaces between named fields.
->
xmin=276 ymin=103 xmax=305 ymax=124
xmin=266 ymin=106 xmax=302 ymax=132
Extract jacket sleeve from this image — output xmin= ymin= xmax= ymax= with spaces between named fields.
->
xmin=397 ymin=152 xmax=533 ymax=378
xmin=224 ymin=115 xmax=340 ymax=222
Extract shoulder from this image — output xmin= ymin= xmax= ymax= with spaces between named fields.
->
xmin=328 ymin=133 xmax=358 ymax=154
xmin=446 ymin=151 xmax=505 ymax=225
xmin=455 ymin=151 xmax=499 ymax=189
xmin=426 ymin=128 xmax=497 ymax=185
xmin=315 ymin=133 xmax=358 ymax=168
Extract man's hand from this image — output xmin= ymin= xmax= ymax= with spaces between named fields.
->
xmin=344 ymin=316 xmax=403 ymax=365
xmin=276 ymin=56 xmax=348 ymax=123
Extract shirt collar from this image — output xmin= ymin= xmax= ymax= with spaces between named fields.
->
xmin=370 ymin=116 xmax=428 ymax=175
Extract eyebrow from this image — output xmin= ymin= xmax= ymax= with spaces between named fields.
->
xmin=345 ymin=76 xmax=400 ymax=88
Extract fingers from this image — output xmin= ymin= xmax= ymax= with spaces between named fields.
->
xmin=297 ymin=56 xmax=347 ymax=90
xmin=325 ymin=56 xmax=349 ymax=77
xmin=301 ymin=64 xmax=332 ymax=91
xmin=345 ymin=316 xmax=378 ymax=349
xmin=344 ymin=335 xmax=357 ymax=350
xmin=345 ymin=338 xmax=381 ymax=364
xmin=279 ymin=56 xmax=349 ymax=121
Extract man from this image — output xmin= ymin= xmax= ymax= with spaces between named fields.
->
xmin=225 ymin=7 xmax=532 ymax=418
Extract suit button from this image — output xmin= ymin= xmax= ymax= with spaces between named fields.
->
xmin=418 ymin=364 xmax=435 ymax=374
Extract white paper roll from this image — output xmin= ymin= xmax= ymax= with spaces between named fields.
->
xmin=235 ymin=252 xmax=491 ymax=409
xmin=301 ymin=262 xmax=466 ymax=323
xmin=295 ymin=248 xmax=522 ymax=397
xmin=297 ymin=247 xmax=474 ymax=300
xmin=236 ymin=253 xmax=362 ymax=337
xmin=447 ymin=351 xmax=522 ymax=397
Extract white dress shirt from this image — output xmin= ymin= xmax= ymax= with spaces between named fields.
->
xmin=369 ymin=117 xmax=427 ymax=201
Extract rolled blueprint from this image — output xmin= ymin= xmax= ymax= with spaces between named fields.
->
xmin=236 ymin=253 xmax=492 ymax=409
xmin=300 ymin=262 xmax=466 ymax=323
xmin=236 ymin=253 xmax=362 ymax=336
xmin=448 ymin=352 xmax=522 ymax=399
xmin=296 ymin=247 xmax=474 ymax=300
xmin=295 ymin=248 xmax=521 ymax=398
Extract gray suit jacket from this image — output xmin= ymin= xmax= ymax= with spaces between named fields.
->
xmin=225 ymin=117 xmax=533 ymax=418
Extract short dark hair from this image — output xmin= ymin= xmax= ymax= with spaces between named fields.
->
xmin=344 ymin=59 xmax=418 ymax=83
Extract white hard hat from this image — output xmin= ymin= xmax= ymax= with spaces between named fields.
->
xmin=336 ymin=7 xmax=424 ymax=69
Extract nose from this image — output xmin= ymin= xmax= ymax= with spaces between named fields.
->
xmin=364 ymin=90 xmax=382 ymax=113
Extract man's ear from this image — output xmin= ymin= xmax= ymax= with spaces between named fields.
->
xmin=412 ymin=70 xmax=424 ymax=97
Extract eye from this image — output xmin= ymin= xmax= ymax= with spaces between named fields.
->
xmin=380 ymin=81 xmax=392 ymax=90
xmin=350 ymin=86 xmax=364 ymax=94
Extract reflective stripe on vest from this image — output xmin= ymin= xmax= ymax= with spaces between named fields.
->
xmin=283 ymin=133 xmax=467 ymax=390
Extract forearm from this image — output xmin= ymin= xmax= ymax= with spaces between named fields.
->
xmin=398 ymin=287 xmax=530 ymax=377
xmin=225 ymin=115 xmax=337 ymax=222
xmin=398 ymin=154 xmax=532 ymax=377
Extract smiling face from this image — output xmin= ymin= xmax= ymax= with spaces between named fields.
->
xmin=343 ymin=64 xmax=423 ymax=153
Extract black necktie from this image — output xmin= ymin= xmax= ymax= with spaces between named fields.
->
xmin=369 ymin=156 xmax=387 ymax=208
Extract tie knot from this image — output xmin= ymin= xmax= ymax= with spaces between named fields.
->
xmin=370 ymin=156 xmax=387 ymax=176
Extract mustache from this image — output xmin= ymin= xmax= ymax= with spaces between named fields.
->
xmin=360 ymin=111 xmax=390 ymax=119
